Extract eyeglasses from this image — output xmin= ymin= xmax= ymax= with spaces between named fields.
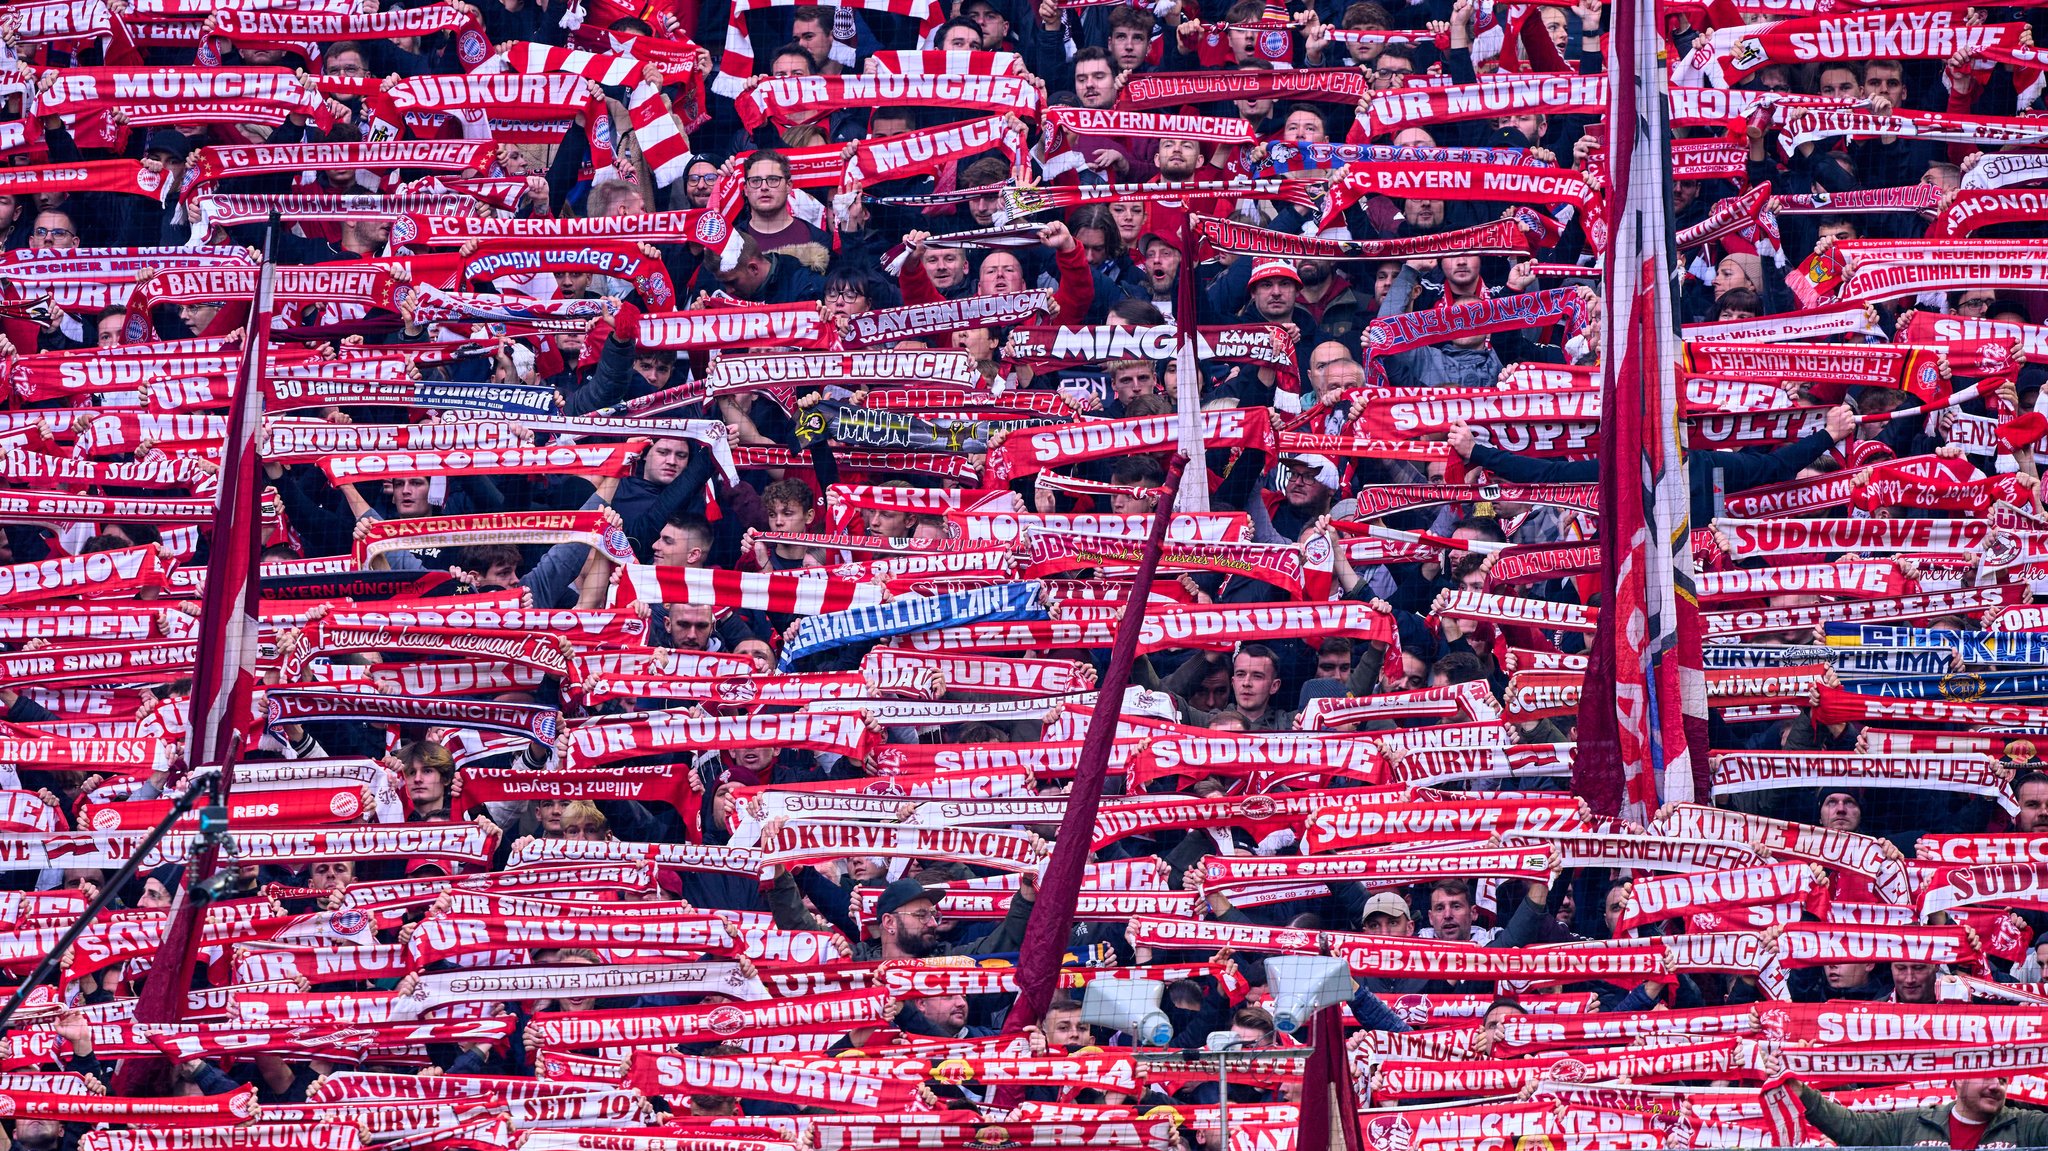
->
xmin=687 ymin=172 xmax=719 ymax=185
xmin=826 ymin=286 xmax=868 ymax=301
xmin=30 ymin=226 xmax=74 ymax=239
xmin=1374 ymin=66 xmax=1412 ymax=78
xmin=896 ymin=908 xmax=943 ymax=924
xmin=744 ymin=174 xmax=788 ymax=189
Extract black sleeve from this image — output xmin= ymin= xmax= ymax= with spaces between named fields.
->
xmin=622 ymin=446 xmax=718 ymax=545
xmin=1465 ymin=443 xmax=1600 ymax=484
xmin=1707 ymin=427 xmax=1838 ymax=494
xmin=564 ymin=334 xmax=640 ymax=416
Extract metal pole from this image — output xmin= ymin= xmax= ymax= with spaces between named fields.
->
xmin=1216 ymin=1052 xmax=1230 ymax=1151
xmin=0 ymin=770 xmax=219 ymax=1034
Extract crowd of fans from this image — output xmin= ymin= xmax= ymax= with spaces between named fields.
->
xmin=2 ymin=0 xmax=2048 ymax=1144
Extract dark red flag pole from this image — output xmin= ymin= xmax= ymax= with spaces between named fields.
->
xmin=1003 ymin=452 xmax=1188 ymax=1035
xmin=113 ymin=215 xmax=277 ymax=1090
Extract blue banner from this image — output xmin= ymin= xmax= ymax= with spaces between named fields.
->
xmin=1830 ymin=624 xmax=2048 ymax=666
xmin=778 ymin=581 xmax=1045 ymax=670
xmin=1837 ymin=668 xmax=2048 ymax=702
xmin=1702 ymin=644 xmax=1957 ymax=676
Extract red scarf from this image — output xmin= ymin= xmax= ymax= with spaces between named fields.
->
xmin=627 ymin=1053 xmax=917 ymax=1111
xmin=1205 ymin=847 xmax=1558 ymax=901
xmin=760 ymin=823 xmax=1044 ymax=874
xmin=1119 ymin=68 xmax=1372 ymax=109
xmin=986 ymin=408 xmax=1275 ymax=482
xmin=1618 ymin=862 xmax=1829 ymax=932
xmin=1714 ymin=516 xmax=1991 ymax=558
xmin=531 ymin=990 xmax=890 ymax=1049
xmin=1303 ymin=800 xmax=1584 ymax=852
xmin=353 ymin=510 xmax=632 ymax=567
xmin=188 ymin=139 xmax=490 ymax=197
xmin=845 ymin=116 xmax=1026 ymax=186
xmin=738 ymin=74 xmax=1038 ymax=131
xmin=1359 ymin=74 xmax=1607 ymax=134
xmin=0 ymin=1086 xmax=257 ymax=1125
xmin=614 ymin=565 xmax=882 ymax=615
xmin=0 ymin=160 xmax=170 ymax=200
xmin=393 ymin=208 xmax=731 ymax=248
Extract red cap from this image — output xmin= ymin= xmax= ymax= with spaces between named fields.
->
xmin=1249 ymin=260 xmax=1301 ymax=286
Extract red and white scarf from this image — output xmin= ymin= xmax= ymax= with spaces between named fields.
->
xmin=1713 ymin=516 xmax=1991 ymax=558
xmin=0 ymin=1086 xmax=257 ymax=1126
xmin=710 ymin=0 xmax=940 ymax=98
xmin=1202 ymin=847 xmax=1558 ymax=899
xmin=204 ymin=5 xmax=488 ymax=65
xmin=392 ymin=208 xmax=731 ymax=249
xmin=1654 ymin=803 xmax=1905 ymax=903
xmin=628 ymin=1053 xmax=915 ymax=1111
xmin=1713 ymin=751 xmax=2014 ymax=811
xmin=1119 ymin=68 xmax=1372 ymax=111
xmin=1021 ymin=529 xmax=1325 ymax=597
xmin=319 ymin=444 xmax=641 ymax=486
xmin=986 ymin=407 xmax=1275 ymax=483
xmin=612 ymin=565 xmax=883 ymax=616
xmin=1359 ymin=73 xmax=1607 ymax=134
xmin=33 ymin=66 xmax=325 ymax=123
xmin=1776 ymin=1040 xmax=2048 ymax=1086
xmin=530 ymin=990 xmax=889 ymax=1049
xmin=843 ymin=116 xmax=1027 ymax=188
xmin=1332 ymin=934 xmax=1666 ymax=982
xmin=560 ymin=711 xmax=872 ymax=768
xmin=1617 ymin=862 xmax=1828 ymax=933
xmin=842 ymin=291 xmax=1051 ymax=347
xmin=0 ymin=546 xmax=170 ymax=607
xmin=636 ymin=304 xmax=829 ymax=351
xmin=1323 ymin=163 xmax=1592 ymax=228
xmin=354 ymin=510 xmax=632 ymax=567
xmin=187 ymin=140 xmax=491 ymax=197
xmin=738 ymin=74 xmax=1038 ymax=131
xmin=1302 ymin=801 xmax=1583 ymax=852
xmin=1194 ymin=213 xmax=1543 ymax=261
xmin=1124 ymin=731 xmax=1383 ymax=789
xmin=759 ymin=822 xmax=1044 ymax=874
xmin=282 ymin=622 xmax=571 ymax=681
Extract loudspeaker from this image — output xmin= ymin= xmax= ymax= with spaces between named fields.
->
xmin=1265 ymin=954 xmax=1356 ymax=1034
xmin=1080 ymin=977 xmax=1173 ymax=1045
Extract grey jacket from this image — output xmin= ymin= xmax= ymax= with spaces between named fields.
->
xmin=1374 ymin=268 xmax=1505 ymax=390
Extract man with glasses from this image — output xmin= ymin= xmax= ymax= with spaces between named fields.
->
xmin=678 ymin=159 xmax=721 ymax=209
xmin=1952 ymin=290 xmax=1999 ymax=318
xmin=737 ymin=151 xmax=830 ymax=273
xmin=854 ymin=875 xmax=1036 ymax=960
xmin=28 ymin=210 xmax=80 ymax=251
xmin=1370 ymin=45 xmax=1415 ymax=89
